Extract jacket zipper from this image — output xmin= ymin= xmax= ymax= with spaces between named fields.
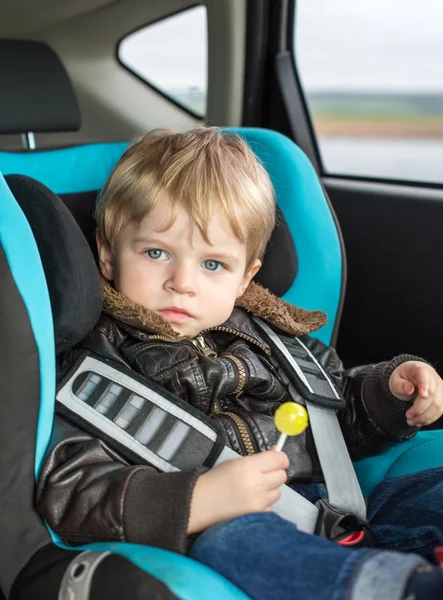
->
xmin=212 ymin=402 xmax=256 ymax=455
xmin=191 ymin=335 xmax=217 ymax=357
xmin=200 ymin=325 xmax=270 ymax=355
xmin=145 ymin=326 xmax=269 ymax=355
xmin=223 ymin=353 xmax=247 ymax=393
xmin=144 ymin=333 xmax=216 ymax=356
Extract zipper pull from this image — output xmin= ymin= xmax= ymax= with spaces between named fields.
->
xmin=192 ymin=335 xmax=217 ymax=358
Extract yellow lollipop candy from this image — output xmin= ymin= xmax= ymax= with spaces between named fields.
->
xmin=274 ymin=402 xmax=308 ymax=451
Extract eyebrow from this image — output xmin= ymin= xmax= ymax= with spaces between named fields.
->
xmin=132 ymin=236 xmax=167 ymax=246
xmin=206 ymin=252 xmax=239 ymax=264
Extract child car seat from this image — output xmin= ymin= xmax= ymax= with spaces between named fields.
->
xmin=3 ymin=139 xmax=443 ymax=599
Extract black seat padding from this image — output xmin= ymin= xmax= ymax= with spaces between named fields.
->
xmin=5 ymin=175 xmax=101 ymax=355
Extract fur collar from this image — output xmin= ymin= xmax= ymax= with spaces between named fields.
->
xmin=101 ymin=277 xmax=327 ymax=339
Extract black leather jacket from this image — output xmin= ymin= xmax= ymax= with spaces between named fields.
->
xmin=35 ymin=281 xmax=418 ymax=554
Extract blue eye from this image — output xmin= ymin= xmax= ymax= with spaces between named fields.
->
xmin=146 ymin=249 xmax=168 ymax=261
xmin=203 ymin=259 xmax=224 ymax=272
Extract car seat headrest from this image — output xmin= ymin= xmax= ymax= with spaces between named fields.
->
xmin=254 ymin=205 xmax=298 ymax=296
xmin=5 ymin=175 xmax=101 ymax=355
xmin=0 ymin=39 xmax=81 ymax=135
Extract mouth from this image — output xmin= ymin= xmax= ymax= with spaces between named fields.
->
xmin=158 ymin=307 xmax=194 ymax=323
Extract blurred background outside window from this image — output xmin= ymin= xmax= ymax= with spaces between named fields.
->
xmin=295 ymin=0 xmax=443 ymax=184
xmin=119 ymin=5 xmax=207 ymax=118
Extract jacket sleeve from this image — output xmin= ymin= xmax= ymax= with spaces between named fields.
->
xmin=35 ymin=416 xmax=203 ymax=553
xmin=303 ymin=336 xmax=422 ymax=460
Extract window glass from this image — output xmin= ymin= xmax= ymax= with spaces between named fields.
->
xmin=119 ymin=5 xmax=207 ymax=117
xmin=295 ymin=0 xmax=443 ymax=183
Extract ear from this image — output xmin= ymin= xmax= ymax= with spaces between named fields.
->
xmin=96 ymin=231 xmax=114 ymax=280
xmin=237 ymin=259 xmax=261 ymax=298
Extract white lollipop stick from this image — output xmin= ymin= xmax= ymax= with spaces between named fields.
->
xmin=275 ymin=433 xmax=287 ymax=452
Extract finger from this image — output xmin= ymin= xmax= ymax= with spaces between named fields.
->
xmin=265 ymin=487 xmax=282 ymax=507
xmin=257 ymin=449 xmax=289 ymax=472
xmin=400 ymin=380 xmax=415 ymax=397
xmin=405 ymin=363 xmax=431 ymax=398
xmin=406 ymin=394 xmax=433 ymax=420
xmin=407 ymin=400 xmax=442 ymax=427
xmin=263 ymin=469 xmax=288 ymax=490
xmin=390 ymin=371 xmax=415 ymax=400
xmin=421 ymin=373 xmax=438 ymax=399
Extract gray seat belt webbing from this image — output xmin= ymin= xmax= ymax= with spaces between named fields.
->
xmin=253 ymin=318 xmax=367 ymax=521
xmin=214 ymin=446 xmax=319 ymax=534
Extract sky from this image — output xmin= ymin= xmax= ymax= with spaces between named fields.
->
xmin=296 ymin=0 xmax=443 ymax=92
xmin=119 ymin=1 xmax=443 ymax=95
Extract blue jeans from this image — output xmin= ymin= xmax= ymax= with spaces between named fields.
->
xmin=189 ymin=467 xmax=443 ymax=600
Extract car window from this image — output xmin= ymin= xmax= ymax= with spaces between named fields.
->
xmin=294 ymin=0 xmax=443 ymax=184
xmin=118 ymin=5 xmax=207 ymax=118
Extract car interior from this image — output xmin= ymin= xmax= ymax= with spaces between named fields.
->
xmin=1 ymin=1 xmax=443 ymax=598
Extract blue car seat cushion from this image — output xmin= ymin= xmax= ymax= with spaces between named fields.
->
xmin=5 ymin=175 xmax=101 ymax=355
xmin=0 ymin=39 xmax=81 ymax=134
xmin=0 ymin=176 xmax=55 ymax=596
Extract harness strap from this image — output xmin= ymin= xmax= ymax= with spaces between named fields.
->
xmin=56 ymin=353 xmax=320 ymax=533
xmin=57 ymin=354 xmax=225 ymax=472
xmin=253 ymin=317 xmax=367 ymax=522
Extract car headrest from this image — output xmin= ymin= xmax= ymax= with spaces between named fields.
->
xmin=0 ymin=39 xmax=81 ymax=134
xmin=5 ymin=175 xmax=101 ymax=355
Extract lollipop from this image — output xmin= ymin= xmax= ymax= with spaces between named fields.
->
xmin=274 ymin=402 xmax=308 ymax=451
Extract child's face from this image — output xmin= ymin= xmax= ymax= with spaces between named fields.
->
xmin=98 ymin=198 xmax=261 ymax=338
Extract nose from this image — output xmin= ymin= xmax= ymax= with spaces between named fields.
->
xmin=164 ymin=262 xmax=197 ymax=295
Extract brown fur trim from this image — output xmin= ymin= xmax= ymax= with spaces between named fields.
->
xmin=101 ymin=277 xmax=327 ymax=338
xmin=235 ymin=282 xmax=327 ymax=336
xmin=101 ymin=278 xmax=180 ymax=338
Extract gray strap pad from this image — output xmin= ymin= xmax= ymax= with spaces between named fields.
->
xmin=56 ymin=353 xmax=226 ymax=472
xmin=253 ymin=317 xmax=346 ymax=410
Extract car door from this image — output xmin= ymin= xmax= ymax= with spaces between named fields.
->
xmin=244 ymin=0 xmax=443 ymax=378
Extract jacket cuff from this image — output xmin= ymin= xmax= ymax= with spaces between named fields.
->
xmin=123 ymin=467 xmax=204 ymax=554
xmin=362 ymin=354 xmax=427 ymax=440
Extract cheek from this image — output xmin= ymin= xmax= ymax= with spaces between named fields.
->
xmin=114 ymin=256 xmax=156 ymax=299
xmin=207 ymin=279 xmax=240 ymax=313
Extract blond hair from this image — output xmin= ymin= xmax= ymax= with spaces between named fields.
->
xmin=96 ymin=127 xmax=276 ymax=270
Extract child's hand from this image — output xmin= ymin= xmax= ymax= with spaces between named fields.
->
xmin=388 ymin=361 xmax=443 ymax=426
xmin=188 ymin=450 xmax=289 ymax=534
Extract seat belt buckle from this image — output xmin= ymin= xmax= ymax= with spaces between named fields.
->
xmin=434 ymin=546 xmax=443 ymax=565
xmin=314 ymin=499 xmax=376 ymax=548
xmin=337 ymin=531 xmax=366 ymax=547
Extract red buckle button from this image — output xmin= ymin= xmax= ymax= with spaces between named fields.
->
xmin=434 ymin=547 xmax=443 ymax=565
xmin=337 ymin=531 xmax=365 ymax=546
